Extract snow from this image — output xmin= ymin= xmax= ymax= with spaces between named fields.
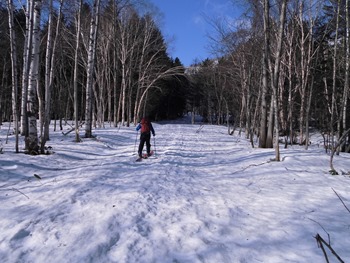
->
xmin=1 ymin=118 xmax=350 ymax=263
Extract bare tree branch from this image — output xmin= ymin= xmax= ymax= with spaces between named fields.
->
xmin=332 ymin=188 xmax=350 ymax=213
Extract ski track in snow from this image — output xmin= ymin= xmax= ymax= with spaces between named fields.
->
xmin=0 ymin=121 xmax=350 ymax=263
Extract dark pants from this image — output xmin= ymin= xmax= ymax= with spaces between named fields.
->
xmin=138 ymin=132 xmax=151 ymax=157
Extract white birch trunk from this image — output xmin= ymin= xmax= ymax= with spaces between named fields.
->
xmin=272 ymin=0 xmax=287 ymax=161
xmin=20 ymin=0 xmax=34 ymax=136
xmin=7 ymin=0 xmax=19 ymax=152
xmin=286 ymin=15 xmax=296 ymax=146
xmin=85 ymin=0 xmax=101 ymax=138
xmin=342 ymin=0 xmax=350 ymax=149
xmin=331 ymin=0 xmax=341 ymax=149
xmin=26 ymin=0 xmax=42 ymax=154
xmin=74 ymin=0 xmax=82 ymax=142
xmin=265 ymin=0 xmax=287 ymax=160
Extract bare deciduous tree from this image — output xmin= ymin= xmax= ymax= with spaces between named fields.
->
xmin=85 ymin=0 xmax=101 ymax=138
xmin=20 ymin=0 xmax=34 ymax=137
xmin=40 ymin=0 xmax=64 ymax=152
xmin=26 ymin=0 xmax=42 ymax=154
xmin=340 ymin=0 xmax=350 ymax=151
xmin=74 ymin=0 xmax=82 ymax=142
xmin=6 ymin=0 xmax=19 ymax=152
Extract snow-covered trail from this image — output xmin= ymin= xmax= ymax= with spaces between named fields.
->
xmin=0 ymin=122 xmax=350 ymax=263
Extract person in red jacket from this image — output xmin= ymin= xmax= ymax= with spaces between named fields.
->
xmin=136 ymin=117 xmax=155 ymax=158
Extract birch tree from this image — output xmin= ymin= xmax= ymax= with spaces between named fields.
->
xmin=282 ymin=3 xmax=299 ymax=147
xmin=94 ymin=10 xmax=116 ymax=127
xmin=26 ymin=0 xmax=42 ymax=154
xmin=133 ymin=14 xmax=158 ymax=124
xmin=273 ymin=0 xmax=287 ymax=160
xmin=20 ymin=0 xmax=34 ymax=136
xmin=135 ymin=66 xmax=184 ymax=120
xmin=263 ymin=0 xmax=288 ymax=160
xmin=303 ymin=1 xmax=324 ymax=150
xmin=6 ymin=0 xmax=19 ymax=152
xmin=133 ymin=16 xmax=184 ymax=122
xmin=73 ymin=0 xmax=82 ymax=142
xmin=259 ymin=0 xmax=271 ymax=148
xmin=331 ymin=0 xmax=341 ymax=149
xmin=296 ymin=0 xmax=317 ymax=147
xmin=116 ymin=7 xmax=139 ymax=126
xmin=340 ymin=0 xmax=350 ymax=151
xmin=40 ymin=0 xmax=64 ymax=152
xmin=112 ymin=1 xmax=120 ymax=127
xmin=85 ymin=0 xmax=101 ymax=138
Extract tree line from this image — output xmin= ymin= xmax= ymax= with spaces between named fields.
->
xmin=1 ymin=0 xmax=349 ymax=159
xmin=1 ymin=0 xmax=187 ymax=154
xmin=187 ymin=0 xmax=350 ymax=160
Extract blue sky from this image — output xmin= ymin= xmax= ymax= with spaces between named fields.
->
xmin=149 ymin=0 xmax=242 ymax=67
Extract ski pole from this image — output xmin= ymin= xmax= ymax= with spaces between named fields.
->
xmin=153 ymin=136 xmax=156 ymax=156
xmin=134 ymin=130 xmax=138 ymax=153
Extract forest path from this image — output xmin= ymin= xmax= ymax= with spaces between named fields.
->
xmin=1 ymin=122 xmax=349 ymax=262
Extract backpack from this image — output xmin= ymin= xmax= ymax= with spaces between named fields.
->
xmin=141 ymin=118 xmax=150 ymax=133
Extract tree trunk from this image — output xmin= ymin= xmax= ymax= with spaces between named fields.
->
xmin=286 ymin=17 xmax=296 ymax=146
xmin=85 ymin=0 xmax=101 ymax=138
xmin=120 ymin=56 xmax=127 ymax=126
xmin=304 ymin=3 xmax=317 ymax=150
xmin=25 ymin=0 xmax=42 ymax=154
xmin=266 ymin=95 xmax=274 ymax=148
xmin=74 ymin=0 xmax=82 ymax=142
xmin=7 ymin=0 xmax=19 ymax=153
xmin=41 ymin=0 xmax=64 ymax=152
xmin=331 ymin=0 xmax=341 ymax=150
xmin=305 ymin=76 xmax=314 ymax=150
xmin=113 ymin=5 xmax=119 ymax=127
xmin=264 ymin=0 xmax=287 ymax=160
xmin=341 ymin=0 xmax=350 ymax=151
xmin=21 ymin=0 xmax=34 ymax=136
xmin=270 ymin=0 xmax=287 ymax=161
xmin=297 ymin=1 xmax=311 ymax=146
xmin=259 ymin=0 xmax=270 ymax=148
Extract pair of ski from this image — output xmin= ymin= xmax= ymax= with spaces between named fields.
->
xmin=136 ymin=150 xmax=154 ymax=162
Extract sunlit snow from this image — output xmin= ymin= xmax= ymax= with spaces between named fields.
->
xmin=1 ymin=117 xmax=349 ymax=262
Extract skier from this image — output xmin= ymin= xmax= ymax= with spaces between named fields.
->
xmin=136 ymin=117 xmax=155 ymax=158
